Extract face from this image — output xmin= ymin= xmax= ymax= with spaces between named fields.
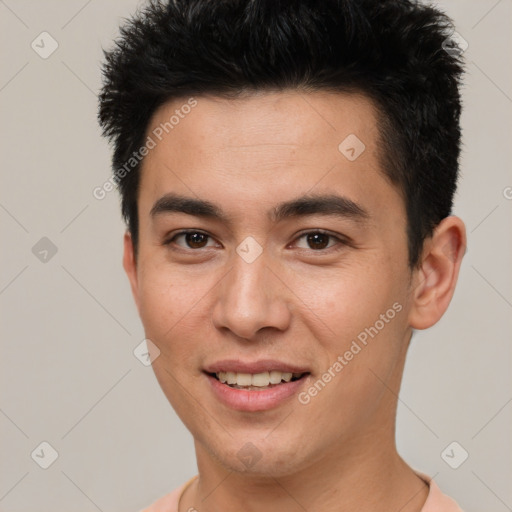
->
xmin=125 ymin=90 xmax=418 ymax=476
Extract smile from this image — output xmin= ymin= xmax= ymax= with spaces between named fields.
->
xmin=204 ymin=370 xmax=310 ymax=412
xmin=212 ymin=370 xmax=306 ymax=390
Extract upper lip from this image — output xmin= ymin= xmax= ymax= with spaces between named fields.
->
xmin=204 ymin=359 xmax=310 ymax=374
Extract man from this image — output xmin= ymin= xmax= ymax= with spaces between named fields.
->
xmin=98 ymin=0 xmax=466 ymax=510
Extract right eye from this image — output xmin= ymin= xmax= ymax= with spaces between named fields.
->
xmin=164 ymin=230 xmax=218 ymax=250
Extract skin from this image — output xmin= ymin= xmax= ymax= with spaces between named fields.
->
xmin=123 ymin=90 xmax=466 ymax=512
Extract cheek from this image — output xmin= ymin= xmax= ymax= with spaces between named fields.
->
xmin=293 ymin=264 xmax=407 ymax=389
xmin=297 ymin=309 xmax=406 ymax=440
xmin=136 ymin=262 xmax=189 ymax=348
xmin=136 ymin=260 xmax=216 ymax=364
xmin=137 ymin=270 xmax=176 ymax=335
xmin=291 ymin=262 xmax=398 ymax=341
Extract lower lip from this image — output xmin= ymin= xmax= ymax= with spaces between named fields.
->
xmin=205 ymin=373 xmax=309 ymax=412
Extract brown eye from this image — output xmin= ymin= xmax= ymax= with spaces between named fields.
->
xmin=185 ymin=232 xmax=209 ymax=248
xmin=166 ymin=231 xmax=215 ymax=249
xmin=294 ymin=231 xmax=343 ymax=251
xmin=306 ymin=232 xmax=330 ymax=250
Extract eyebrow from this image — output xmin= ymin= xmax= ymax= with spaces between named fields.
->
xmin=150 ymin=192 xmax=369 ymax=224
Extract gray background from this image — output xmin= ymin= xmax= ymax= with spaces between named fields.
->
xmin=0 ymin=0 xmax=511 ymax=511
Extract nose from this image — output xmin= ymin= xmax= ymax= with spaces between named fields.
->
xmin=211 ymin=251 xmax=292 ymax=340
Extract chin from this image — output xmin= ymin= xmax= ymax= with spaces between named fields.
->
xmin=198 ymin=430 xmax=313 ymax=478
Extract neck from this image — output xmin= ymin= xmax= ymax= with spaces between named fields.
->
xmin=181 ymin=428 xmax=428 ymax=512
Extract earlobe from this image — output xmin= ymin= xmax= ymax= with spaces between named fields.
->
xmin=408 ymin=216 xmax=466 ymax=330
xmin=123 ymin=231 xmax=140 ymax=313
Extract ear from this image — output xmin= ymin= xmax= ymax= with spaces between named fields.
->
xmin=408 ymin=216 xmax=466 ymax=330
xmin=123 ymin=231 xmax=141 ymax=314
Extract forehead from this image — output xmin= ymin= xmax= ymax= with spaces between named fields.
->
xmin=146 ymin=90 xmax=379 ymax=159
xmin=137 ymin=90 xmax=399 ymax=225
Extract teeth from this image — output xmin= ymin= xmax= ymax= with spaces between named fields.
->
xmin=251 ymin=371 xmax=270 ymax=387
xmin=237 ymin=373 xmax=252 ymax=386
xmin=216 ymin=371 xmax=303 ymax=387
xmin=270 ymin=370 xmax=284 ymax=384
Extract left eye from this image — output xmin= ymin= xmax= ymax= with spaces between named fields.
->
xmin=293 ymin=231 xmax=342 ymax=251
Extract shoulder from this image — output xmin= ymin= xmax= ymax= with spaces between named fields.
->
xmin=138 ymin=476 xmax=198 ymax=512
xmin=414 ymin=470 xmax=464 ymax=512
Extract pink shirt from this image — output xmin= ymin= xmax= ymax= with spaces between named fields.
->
xmin=140 ymin=471 xmax=464 ymax=512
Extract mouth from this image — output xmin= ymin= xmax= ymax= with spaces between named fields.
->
xmin=207 ymin=370 xmax=309 ymax=391
xmin=203 ymin=367 xmax=311 ymax=412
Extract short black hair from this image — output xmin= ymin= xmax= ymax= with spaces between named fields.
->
xmin=98 ymin=0 xmax=464 ymax=267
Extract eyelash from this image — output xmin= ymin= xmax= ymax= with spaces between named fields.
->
xmin=163 ymin=229 xmax=348 ymax=254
